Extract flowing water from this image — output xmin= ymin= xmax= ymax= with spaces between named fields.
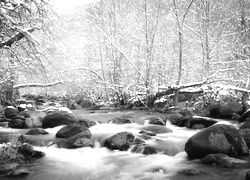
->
xmin=0 ymin=110 xmax=247 ymax=180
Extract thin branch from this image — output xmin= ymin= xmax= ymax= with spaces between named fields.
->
xmin=14 ymin=81 xmax=63 ymax=89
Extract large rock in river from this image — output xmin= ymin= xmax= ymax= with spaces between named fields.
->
xmin=5 ymin=107 xmax=19 ymax=118
xmin=56 ymin=125 xmax=91 ymax=138
xmin=185 ymin=124 xmax=249 ymax=159
xmin=8 ymin=119 xmax=24 ymax=129
xmin=56 ymin=132 xmax=94 ymax=149
xmin=42 ymin=112 xmax=76 ymax=128
xmin=103 ymin=132 xmax=135 ymax=151
xmin=140 ymin=125 xmax=172 ymax=134
xmin=238 ymin=121 xmax=250 ymax=148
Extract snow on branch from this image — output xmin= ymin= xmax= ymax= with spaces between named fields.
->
xmin=0 ymin=28 xmax=36 ymax=48
xmin=14 ymin=81 xmax=63 ymax=89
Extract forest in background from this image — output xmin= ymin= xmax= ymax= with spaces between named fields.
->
xmin=0 ymin=0 xmax=250 ymax=105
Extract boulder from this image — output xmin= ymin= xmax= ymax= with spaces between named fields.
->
xmin=131 ymin=144 xmax=158 ymax=155
xmin=168 ymin=113 xmax=183 ymax=125
xmin=109 ymin=117 xmax=132 ymax=124
xmin=56 ymin=132 xmax=94 ymax=149
xmin=6 ymin=168 xmax=30 ymax=178
xmin=8 ymin=119 xmax=24 ymax=129
xmin=201 ymin=153 xmax=248 ymax=168
xmin=185 ymin=116 xmax=218 ymax=129
xmin=26 ymin=128 xmax=49 ymax=135
xmin=140 ymin=125 xmax=172 ymax=134
xmin=239 ymin=109 xmax=250 ymax=122
xmin=74 ymin=119 xmax=97 ymax=128
xmin=210 ymin=102 xmax=243 ymax=118
xmin=0 ymin=163 xmax=19 ymax=174
xmin=146 ymin=117 xmax=165 ymax=126
xmin=238 ymin=121 xmax=250 ymax=148
xmin=42 ymin=112 xmax=76 ymax=128
xmin=11 ymin=115 xmax=26 ymax=121
xmin=103 ymin=132 xmax=135 ymax=151
xmin=18 ymin=143 xmax=34 ymax=156
xmin=139 ymin=130 xmax=156 ymax=136
xmin=5 ymin=107 xmax=18 ymax=118
xmin=56 ymin=125 xmax=91 ymax=138
xmin=185 ymin=124 xmax=249 ymax=159
xmin=177 ymin=169 xmax=206 ymax=176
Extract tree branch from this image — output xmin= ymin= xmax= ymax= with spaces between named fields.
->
xmin=0 ymin=28 xmax=35 ymax=48
xmin=14 ymin=81 xmax=63 ymax=89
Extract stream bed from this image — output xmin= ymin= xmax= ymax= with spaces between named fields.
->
xmin=0 ymin=109 xmax=247 ymax=180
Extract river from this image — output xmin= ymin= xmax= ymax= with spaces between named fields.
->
xmin=0 ymin=109 xmax=247 ymax=180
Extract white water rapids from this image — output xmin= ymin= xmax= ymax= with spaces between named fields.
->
xmin=0 ymin=110 xmax=247 ymax=180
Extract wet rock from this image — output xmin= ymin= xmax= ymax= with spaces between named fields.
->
xmin=103 ymin=132 xmax=135 ymax=151
xmin=0 ymin=163 xmax=19 ymax=174
xmin=210 ymin=102 xmax=243 ymax=119
xmin=185 ymin=116 xmax=218 ymax=129
xmin=8 ymin=119 xmax=24 ymax=129
xmin=191 ymin=124 xmax=205 ymax=129
xmin=11 ymin=115 xmax=26 ymax=121
xmin=31 ymin=151 xmax=45 ymax=159
xmin=185 ymin=124 xmax=249 ymax=159
xmin=167 ymin=113 xmax=183 ymax=125
xmin=177 ymin=169 xmax=206 ymax=176
xmin=132 ymin=138 xmax=145 ymax=144
xmin=6 ymin=168 xmax=30 ymax=178
xmin=18 ymin=143 xmax=34 ymax=155
xmin=5 ymin=107 xmax=18 ymax=118
xmin=139 ymin=130 xmax=156 ymax=136
xmin=56 ymin=125 xmax=91 ymax=138
xmin=246 ymin=170 xmax=250 ymax=180
xmin=42 ymin=112 xmax=76 ymax=128
xmin=23 ymin=111 xmax=46 ymax=128
xmin=74 ymin=119 xmax=97 ymax=128
xmin=146 ymin=117 xmax=165 ymax=126
xmin=140 ymin=125 xmax=172 ymax=134
xmin=201 ymin=153 xmax=248 ymax=168
xmin=109 ymin=117 xmax=132 ymax=124
xmin=150 ymin=139 xmax=180 ymax=156
xmin=238 ymin=121 xmax=250 ymax=148
xmin=131 ymin=144 xmax=158 ymax=155
xmin=57 ymin=132 xmax=94 ymax=149
xmin=26 ymin=128 xmax=49 ymax=135
xmin=239 ymin=109 xmax=250 ymax=122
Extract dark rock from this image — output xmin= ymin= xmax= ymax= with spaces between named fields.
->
xmin=168 ymin=113 xmax=183 ymax=125
xmin=42 ymin=112 xmax=76 ymax=128
xmin=11 ymin=115 xmax=26 ymax=121
xmin=18 ymin=144 xmax=34 ymax=155
xmin=133 ymin=138 xmax=145 ymax=144
xmin=201 ymin=153 xmax=248 ymax=168
xmin=6 ymin=168 xmax=30 ymax=178
xmin=131 ymin=144 xmax=158 ymax=155
xmin=210 ymin=102 xmax=243 ymax=119
xmin=74 ymin=119 xmax=97 ymax=128
xmin=103 ymin=132 xmax=135 ymax=151
xmin=109 ymin=117 xmax=132 ymax=124
xmin=246 ymin=170 xmax=250 ymax=180
xmin=191 ymin=124 xmax=205 ymax=129
xmin=139 ymin=130 xmax=156 ymax=136
xmin=26 ymin=128 xmax=49 ymax=135
xmin=146 ymin=117 xmax=165 ymax=126
xmin=57 ymin=132 xmax=94 ymax=149
xmin=238 ymin=121 xmax=250 ymax=149
xmin=185 ymin=124 xmax=249 ymax=159
xmin=177 ymin=169 xmax=206 ymax=176
xmin=185 ymin=116 xmax=218 ymax=129
xmin=0 ymin=163 xmax=19 ymax=174
xmin=5 ymin=107 xmax=18 ymax=118
xmin=239 ymin=109 xmax=250 ymax=122
xmin=8 ymin=119 xmax=24 ymax=129
xmin=56 ymin=125 xmax=91 ymax=138
xmin=140 ymin=125 xmax=172 ymax=134
xmin=18 ymin=111 xmax=30 ymax=118
xmin=31 ymin=151 xmax=45 ymax=159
